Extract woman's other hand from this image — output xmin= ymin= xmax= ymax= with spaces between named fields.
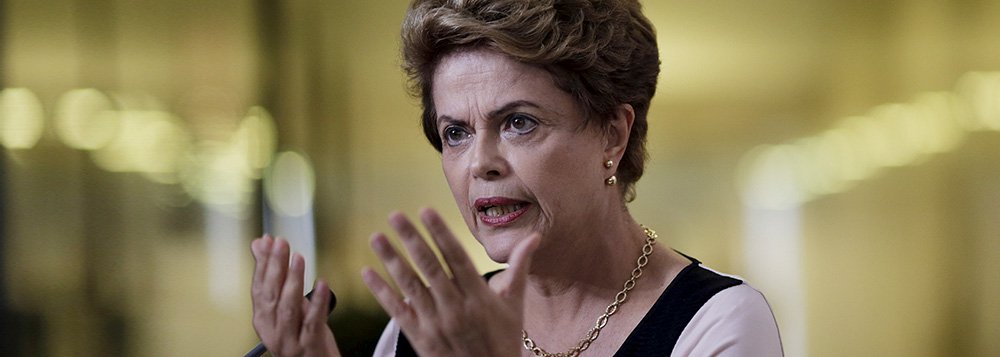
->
xmin=250 ymin=236 xmax=341 ymax=357
xmin=362 ymin=208 xmax=540 ymax=356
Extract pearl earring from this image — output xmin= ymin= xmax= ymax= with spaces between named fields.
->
xmin=604 ymin=160 xmax=616 ymax=185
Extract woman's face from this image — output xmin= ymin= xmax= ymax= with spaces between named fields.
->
xmin=432 ymin=49 xmax=614 ymax=263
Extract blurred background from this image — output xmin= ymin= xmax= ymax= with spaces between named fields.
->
xmin=1 ymin=0 xmax=998 ymax=356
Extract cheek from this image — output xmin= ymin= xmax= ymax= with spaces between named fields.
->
xmin=441 ymin=156 xmax=476 ymax=220
xmin=441 ymin=158 xmax=467 ymax=199
xmin=518 ymin=143 xmax=602 ymax=203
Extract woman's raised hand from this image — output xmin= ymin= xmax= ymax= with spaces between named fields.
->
xmin=250 ymin=236 xmax=341 ymax=357
xmin=362 ymin=208 xmax=540 ymax=356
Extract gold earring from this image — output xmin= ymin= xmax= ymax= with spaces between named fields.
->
xmin=606 ymin=175 xmax=617 ymax=186
xmin=604 ymin=160 xmax=613 ymax=168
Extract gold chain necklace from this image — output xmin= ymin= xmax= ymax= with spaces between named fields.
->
xmin=521 ymin=226 xmax=658 ymax=357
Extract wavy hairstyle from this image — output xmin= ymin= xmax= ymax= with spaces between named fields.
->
xmin=401 ymin=0 xmax=660 ymax=201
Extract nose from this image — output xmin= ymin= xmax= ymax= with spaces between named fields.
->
xmin=470 ymin=135 xmax=508 ymax=180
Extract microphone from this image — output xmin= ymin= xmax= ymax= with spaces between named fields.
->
xmin=244 ymin=288 xmax=337 ymax=357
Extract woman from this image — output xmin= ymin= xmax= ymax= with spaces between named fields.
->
xmin=250 ymin=0 xmax=783 ymax=356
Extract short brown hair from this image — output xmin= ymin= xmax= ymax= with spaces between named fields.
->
xmin=401 ymin=0 xmax=660 ymax=201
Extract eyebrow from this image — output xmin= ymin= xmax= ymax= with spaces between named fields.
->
xmin=487 ymin=100 xmax=540 ymax=119
xmin=437 ymin=100 xmax=542 ymax=126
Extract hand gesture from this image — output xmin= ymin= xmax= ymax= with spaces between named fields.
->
xmin=362 ymin=208 xmax=540 ymax=356
xmin=250 ymin=236 xmax=341 ymax=357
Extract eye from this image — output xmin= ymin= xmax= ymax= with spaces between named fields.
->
xmin=442 ymin=125 xmax=471 ymax=147
xmin=504 ymin=113 xmax=538 ymax=135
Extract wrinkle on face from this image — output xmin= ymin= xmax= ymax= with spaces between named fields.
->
xmin=431 ymin=48 xmax=608 ymax=262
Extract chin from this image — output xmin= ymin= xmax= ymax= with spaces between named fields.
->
xmin=483 ymin=246 xmax=512 ymax=264
xmin=475 ymin=231 xmax=521 ymax=264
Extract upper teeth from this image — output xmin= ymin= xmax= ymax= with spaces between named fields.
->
xmin=484 ymin=204 xmax=523 ymax=217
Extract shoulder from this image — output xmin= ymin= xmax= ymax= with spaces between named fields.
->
xmin=615 ymin=256 xmax=780 ymax=356
xmin=672 ymin=281 xmax=784 ymax=357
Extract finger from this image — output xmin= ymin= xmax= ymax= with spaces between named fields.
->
xmin=250 ymin=236 xmax=276 ymax=343
xmin=261 ymin=238 xmax=290 ymax=307
xmin=251 ymin=234 xmax=274 ymax=259
xmin=251 ymin=235 xmax=273 ymax=292
xmin=388 ymin=212 xmax=458 ymax=298
xmin=495 ymin=234 xmax=540 ymax=302
xmin=419 ymin=208 xmax=482 ymax=286
xmin=277 ymin=252 xmax=306 ymax=341
xmin=302 ymin=281 xmax=342 ymax=357
xmin=254 ymin=237 xmax=285 ymax=333
xmin=301 ymin=280 xmax=331 ymax=342
xmin=370 ymin=233 xmax=435 ymax=312
xmin=361 ymin=267 xmax=414 ymax=323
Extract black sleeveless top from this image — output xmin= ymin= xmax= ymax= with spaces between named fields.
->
xmin=394 ymin=254 xmax=741 ymax=356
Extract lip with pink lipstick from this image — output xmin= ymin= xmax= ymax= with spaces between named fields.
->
xmin=474 ymin=197 xmax=531 ymax=226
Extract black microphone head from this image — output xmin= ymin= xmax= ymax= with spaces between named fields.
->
xmin=305 ymin=288 xmax=337 ymax=313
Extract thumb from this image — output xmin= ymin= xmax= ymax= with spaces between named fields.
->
xmin=494 ymin=234 xmax=540 ymax=303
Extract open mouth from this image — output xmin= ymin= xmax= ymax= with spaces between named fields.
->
xmin=474 ymin=197 xmax=530 ymax=226
xmin=481 ymin=203 xmax=526 ymax=217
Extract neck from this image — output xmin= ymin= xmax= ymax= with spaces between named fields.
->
xmin=511 ymin=204 xmax=689 ymax=355
xmin=521 ymin=209 xmax=649 ymax=320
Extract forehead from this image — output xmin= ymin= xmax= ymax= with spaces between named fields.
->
xmin=434 ymin=49 xmax=538 ymax=84
xmin=431 ymin=49 xmax=564 ymax=113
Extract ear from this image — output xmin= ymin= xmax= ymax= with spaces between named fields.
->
xmin=604 ymin=104 xmax=635 ymax=163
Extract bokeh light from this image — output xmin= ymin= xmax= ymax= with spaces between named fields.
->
xmin=2 ymin=2 xmax=998 ymax=356
xmin=54 ymin=88 xmax=119 ymax=150
xmin=737 ymin=144 xmax=804 ymax=210
xmin=957 ymin=72 xmax=1000 ymax=130
xmin=90 ymin=110 xmax=191 ymax=182
xmin=0 ymin=88 xmax=45 ymax=149
xmin=179 ymin=141 xmax=255 ymax=216
xmin=234 ymin=106 xmax=278 ymax=179
xmin=737 ymin=71 xmax=1000 ymax=209
xmin=265 ymin=151 xmax=316 ymax=217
